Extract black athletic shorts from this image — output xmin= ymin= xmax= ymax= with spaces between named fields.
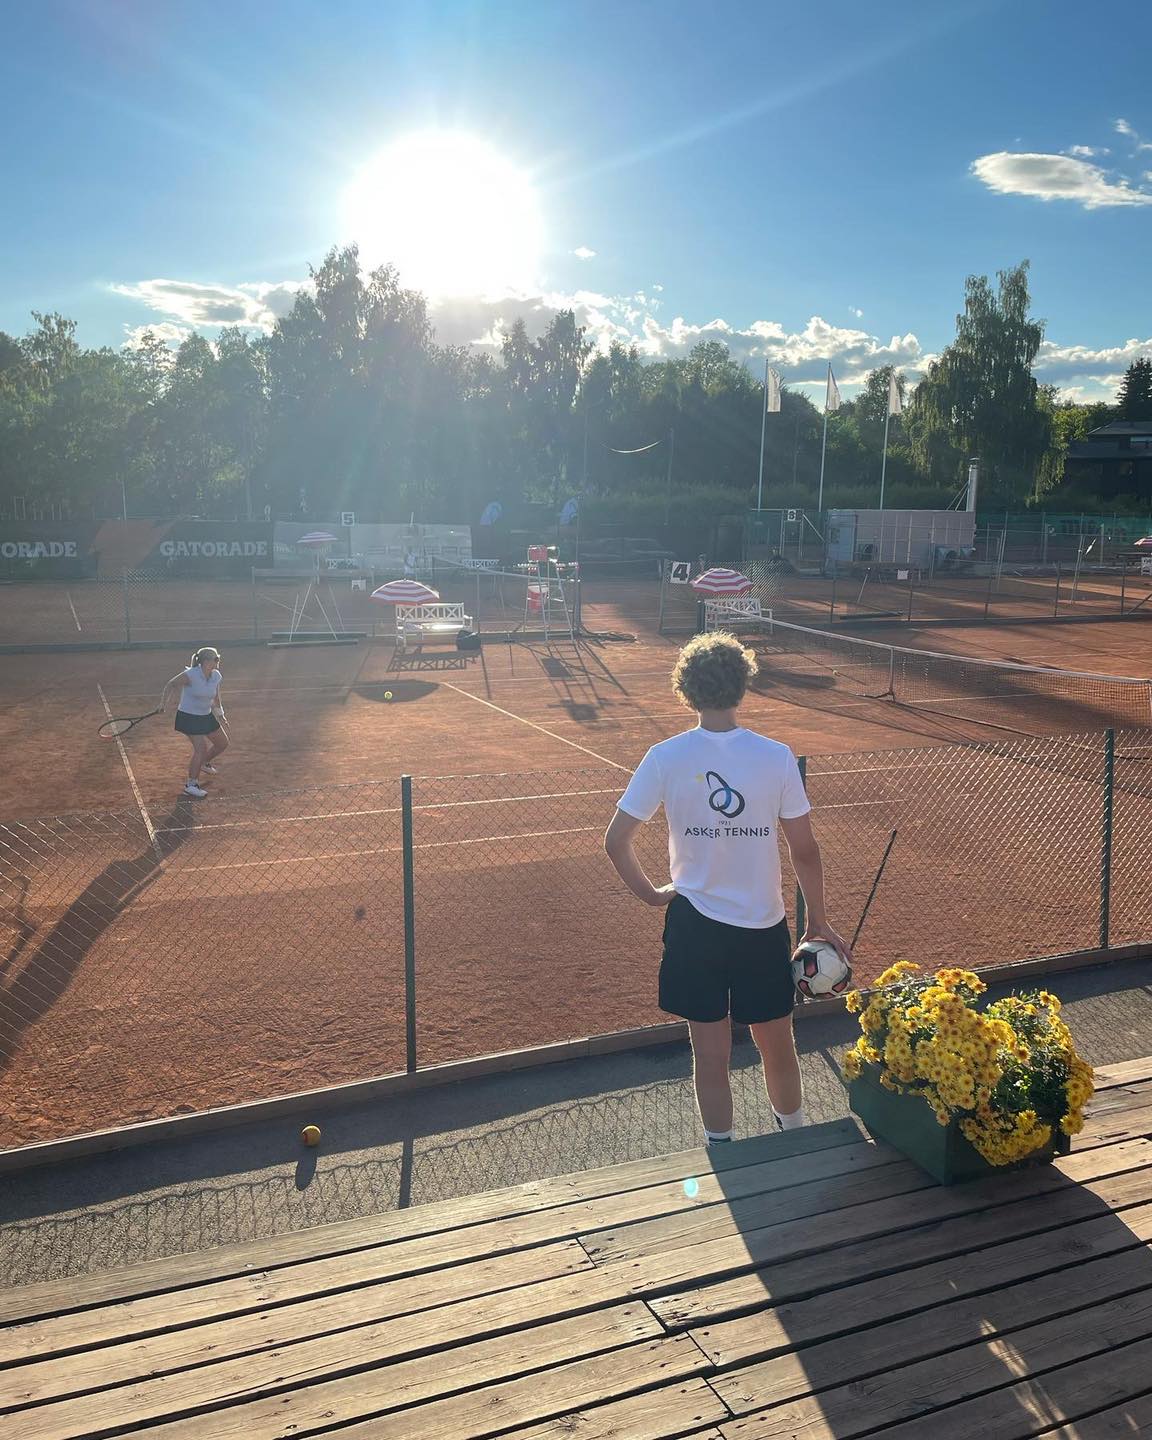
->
xmin=660 ymin=894 xmax=794 ymax=1024
xmin=174 ymin=711 xmax=221 ymax=737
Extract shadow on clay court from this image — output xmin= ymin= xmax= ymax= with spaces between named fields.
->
xmin=353 ymin=680 xmax=439 ymax=705
xmin=0 ymin=799 xmax=199 ymax=1076
xmin=387 ymin=652 xmax=475 ymax=673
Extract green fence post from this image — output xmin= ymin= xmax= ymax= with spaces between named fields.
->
xmin=401 ymin=774 xmax=418 ymax=1072
xmin=1100 ymin=729 xmax=1115 ymax=950
xmin=795 ymin=754 xmax=807 ymax=937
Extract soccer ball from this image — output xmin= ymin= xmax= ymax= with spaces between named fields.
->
xmin=792 ymin=941 xmax=852 ymax=999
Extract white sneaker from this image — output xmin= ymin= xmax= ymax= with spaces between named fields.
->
xmin=202 ymin=763 xmax=218 ymax=774
xmin=184 ymin=781 xmax=207 ymax=798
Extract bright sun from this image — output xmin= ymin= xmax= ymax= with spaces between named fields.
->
xmin=343 ymin=132 xmax=543 ymax=298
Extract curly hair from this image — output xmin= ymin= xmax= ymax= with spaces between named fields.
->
xmin=672 ymin=631 xmax=758 ymax=711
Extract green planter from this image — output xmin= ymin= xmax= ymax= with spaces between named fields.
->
xmin=849 ymin=1065 xmax=1071 ymax=1186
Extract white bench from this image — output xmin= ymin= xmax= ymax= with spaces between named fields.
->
xmin=395 ymin=602 xmax=474 ymax=652
xmin=703 ymin=597 xmax=768 ymax=631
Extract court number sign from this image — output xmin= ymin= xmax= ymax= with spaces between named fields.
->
xmin=669 ymin=561 xmax=691 ymax=584
xmin=340 ymin=511 xmax=356 ymax=527
xmin=786 ymin=508 xmax=799 ymax=523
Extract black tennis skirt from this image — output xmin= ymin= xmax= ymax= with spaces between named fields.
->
xmin=174 ymin=711 xmax=221 ymax=737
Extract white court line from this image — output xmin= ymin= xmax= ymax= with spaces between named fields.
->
xmin=441 ymin=682 xmax=632 ymax=772
xmin=180 ymin=825 xmax=601 ymax=874
xmin=96 ymin=682 xmax=160 ymax=859
xmin=153 ymin=786 xmax=623 ymax=834
xmin=66 ymin=592 xmax=82 ymax=632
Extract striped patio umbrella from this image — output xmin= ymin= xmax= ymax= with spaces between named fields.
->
xmin=690 ymin=567 xmax=753 ymax=596
xmin=297 ymin=530 xmax=339 ymax=548
xmin=371 ymin=579 xmax=441 ymax=604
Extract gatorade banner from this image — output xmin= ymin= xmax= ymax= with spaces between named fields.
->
xmin=0 ymin=521 xmax=275 ymax=579
xmin=0 ymin=524 xmax=98 ymax=579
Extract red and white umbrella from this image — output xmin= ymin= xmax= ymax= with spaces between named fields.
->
xmin=371 ymin=579 xmax=441 ymax=604
xmin=690 ymin=567 xmax=753 ymax=596
xmin=297 ymin=530 xmax=339 ymax=548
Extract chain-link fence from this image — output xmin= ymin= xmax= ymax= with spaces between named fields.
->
xmin=2 ymin=730 xmax=1150 ymax=1150
xmin=650 ymin=557 xmax=1152 ymax=636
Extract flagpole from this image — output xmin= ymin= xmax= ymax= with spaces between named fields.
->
xmin=879 ymin=409 xmax=891 ymax=513
xmin=756 ymin=357 xmax=769 ymax=510
xmin=817 ymin=364 xmax=831 ymax=514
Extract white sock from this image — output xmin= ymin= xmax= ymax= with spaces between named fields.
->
xmin=704 ymin=1128 xmax=733 ymax=1144
xmin=774 ymin=1106 xmax=806 ymax=1131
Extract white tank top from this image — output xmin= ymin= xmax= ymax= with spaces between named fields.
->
xmin=177 ymin=666 xmax=221 ymax=716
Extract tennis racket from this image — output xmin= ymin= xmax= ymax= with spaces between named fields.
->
xmin=98 ymin=708 xmax=162 ymax=739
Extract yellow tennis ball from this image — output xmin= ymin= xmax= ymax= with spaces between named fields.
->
xmin=301 ymin=1124 xmax=321 ymax=1147
xmin=384 ymin=691 xmax=393 ymax=700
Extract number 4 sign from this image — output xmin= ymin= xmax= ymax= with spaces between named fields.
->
xmin=669 ymin=561 xmax=691 ymax=584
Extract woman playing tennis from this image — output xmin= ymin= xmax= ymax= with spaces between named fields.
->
xmin=160 ymin=646 xmax=229 ymax=798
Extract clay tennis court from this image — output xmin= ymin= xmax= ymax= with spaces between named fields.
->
xmin=1 ymin=596 xmax=1150 ymax=1149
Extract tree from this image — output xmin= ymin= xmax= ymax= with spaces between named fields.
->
xmin=904 ymin=262 xmax=1054 ymax=503
xmin=1117 ymin=357 xmax=1152 ymax=421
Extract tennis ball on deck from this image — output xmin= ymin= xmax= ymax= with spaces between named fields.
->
xmin=384 ymin=691 xmax=393 ymax=700
xmin=301 ymin=1125 xmax=321 ymax=1147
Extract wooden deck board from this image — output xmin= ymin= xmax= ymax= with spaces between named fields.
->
xmin=716 ymin=1286 xmax=1152 ymax=1438
xmin=652 ymin=1157 xmax=1152 ymax=1329
xmin=855 ymin=1334 xmax=1152 ymax=1440
xmin=13 ymin=1303 xmax=664 ymax=1440
xmin=0 ymin=1121 xmax=861 ymax=1330
xmin=130 ymin=1334 xmax=713 ymax=1440
xmin=3 ymin=1075 xmax=1152 ymax=1440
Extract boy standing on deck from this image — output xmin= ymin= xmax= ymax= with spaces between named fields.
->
xmin=604 ymin=631 xmax=850 ymax=1144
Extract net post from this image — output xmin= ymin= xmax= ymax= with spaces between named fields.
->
xmin=401 ymin=774 xmax=418 ymax=1073
xmin=1099 ymin=730 xmax=1115 ymax=950
xmin=828 ymin=569 xmax=837 ymax=624
xmin=658 ymin=561 xmax=668 ymax=632
xmin=251 ymin=568 xmax=259 ymax=641
xmin=983 ymin=561 xmax=994 ymax=619
xmin=1053 ymin=563 xmax=1061 ymax=617
xmin=1120 ymin=566 xmax=1126 ymax=616
xmin=794 ymin=754 xmax=807 ymax=937
xmin=906 ymin=576 xmax=914 ymax=623
xmin=122 ymin=569 xmax=132 ymax=646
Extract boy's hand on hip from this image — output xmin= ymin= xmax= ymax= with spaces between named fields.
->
xmin=646 ymin=883 xmax=678 ymax=907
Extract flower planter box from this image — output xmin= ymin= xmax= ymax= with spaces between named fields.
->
xmin=849 ymin=1064 xmax=1071 ymax=1186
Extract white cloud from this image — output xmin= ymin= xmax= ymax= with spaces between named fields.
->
xmin=1036 ymin=336 xmax=1152 ymax=377
xmin=122 ymin=322 xmax=192 ymax=350
xmin=1067 ymin=144 xmax=1109 ymax=158
xmin=1114 ymin=117 xmax=1152 ymax=152
xmin=108 ymin=267 xmax=1146 ymax=407
xmin=573 ymin=246 xmax=597 ymax=260
xmin=427 ymin=290 xmax=931 ymax=392
xmin=970 ymin=151 xmax=1152 ymax=208
xmin=110 ymin=277 xmax=306 ymax=331
xmin=1053 ymin=377 xmax=1125 ymax=404
xmin=849 ymin=306 xmax=864 ymax=318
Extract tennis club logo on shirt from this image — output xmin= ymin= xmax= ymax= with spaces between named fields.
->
xmin=705 ymin=770 xmax=745 ymax=819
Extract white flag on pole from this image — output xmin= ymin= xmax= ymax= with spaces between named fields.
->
xmin=887 ymin=371 xmax=902 ymax=417
xmin=766 ymin=367 xmax=781 ymax=414
xmin=825 ymin=366 xmax=841 ymax=414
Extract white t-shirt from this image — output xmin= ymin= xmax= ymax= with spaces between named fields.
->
xmin=617 ymin=727 xmax=811 ymax=928
xmin=177 ymin=666 xmax=222 ymax=716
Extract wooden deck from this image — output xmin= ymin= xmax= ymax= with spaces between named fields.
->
xmin=2 ymin=1059 xmax=1152 ymax=1439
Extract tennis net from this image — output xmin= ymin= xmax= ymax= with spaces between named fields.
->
xmin=750 ymin=615 xmax=1152 ymax=734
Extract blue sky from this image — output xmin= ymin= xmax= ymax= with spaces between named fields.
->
xmin=2 ymin=0 xmax=1149 ymax=401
